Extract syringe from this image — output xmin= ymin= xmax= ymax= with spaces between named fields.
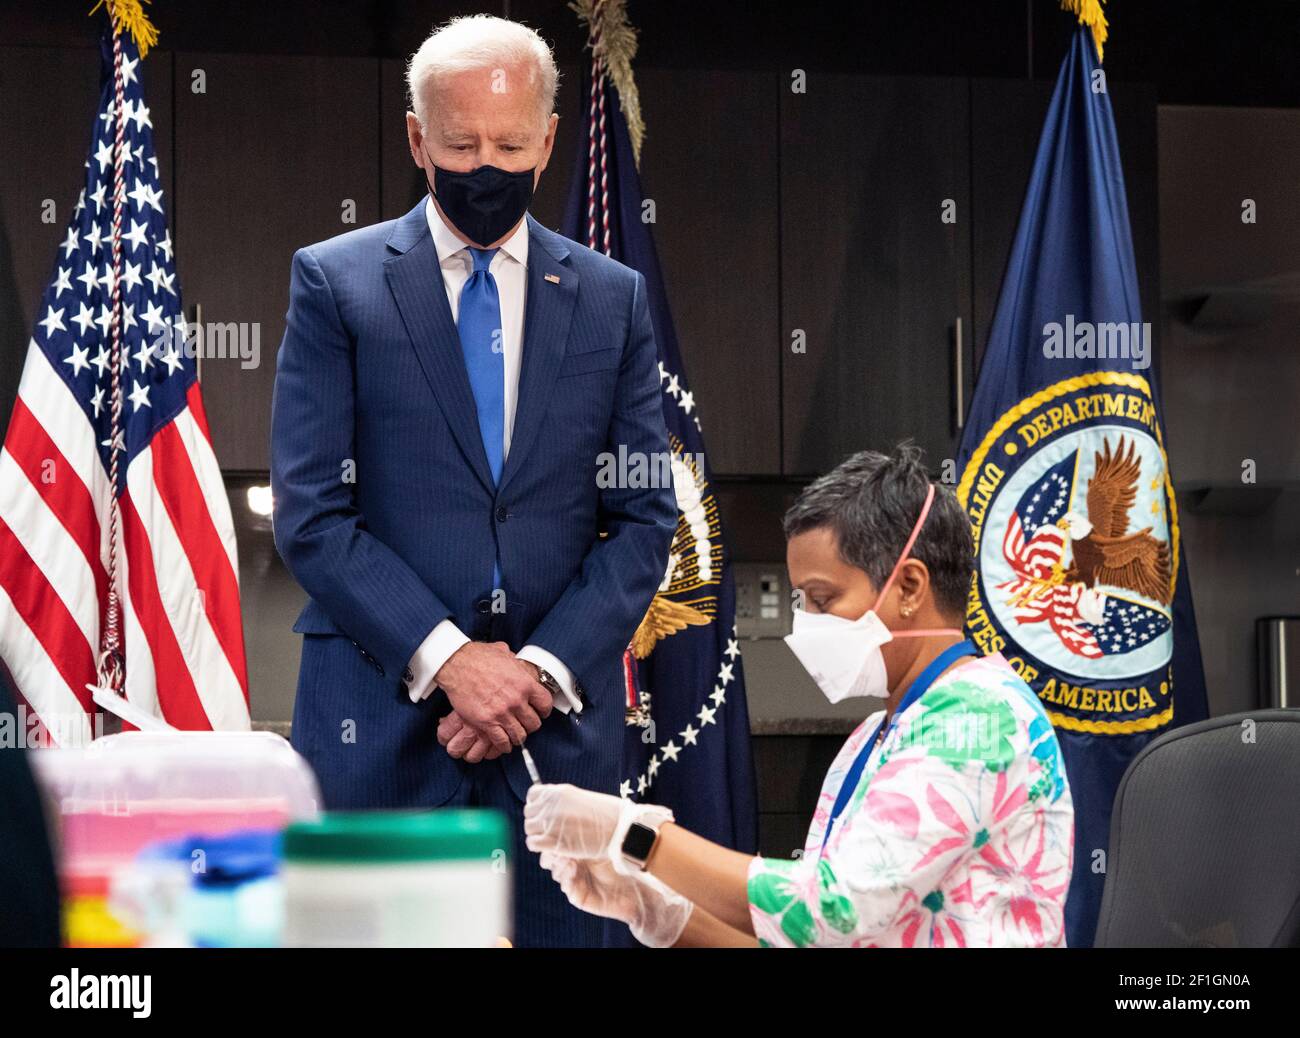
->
xmin=521 ymin=746 xmax=541 ymax=785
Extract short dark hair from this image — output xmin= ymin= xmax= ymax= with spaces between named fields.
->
xmin=783 ymin=443 xmax=973 ymax=618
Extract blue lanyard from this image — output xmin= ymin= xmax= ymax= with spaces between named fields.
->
xmin=820 ymin=639 xmax=977 ymax=853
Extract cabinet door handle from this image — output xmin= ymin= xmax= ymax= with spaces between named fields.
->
xmin=193 ymin=303 xmax=202 ymax=383
xmin=954 ymin=316 xmax=965 ymax=431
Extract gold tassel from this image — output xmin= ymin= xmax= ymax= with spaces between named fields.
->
xmin=1060 ymin=0 xmax=1108 ymax=63
xmin=570 ymin=0 xmax=646 ymax=168
xmin=89 ymin=0 xmax=160 ymax=59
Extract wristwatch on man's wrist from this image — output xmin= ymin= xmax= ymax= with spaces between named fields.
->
xmin=534 ymin=667 xmax=563 ymax=700
xmin=534 ymin=667 xmax=583 ymax=706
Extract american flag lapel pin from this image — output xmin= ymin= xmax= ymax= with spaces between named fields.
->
xmin=543 ymin=273 xmax=561 ymax=284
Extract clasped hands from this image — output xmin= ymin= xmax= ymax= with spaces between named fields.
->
xmin=433 ymin=641 xmax=553 ymax=762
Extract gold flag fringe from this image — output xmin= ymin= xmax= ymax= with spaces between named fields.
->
xmin=89 ymin=0 xmax=160 ymax=59
xmin=570 ymin=0 xmax=645 ymax=167
xmin=1060 ymin=0 xmax=1108 ymax=63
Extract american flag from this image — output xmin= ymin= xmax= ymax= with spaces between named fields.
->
xmin=0 ymin=31 xmax=249 ymax=746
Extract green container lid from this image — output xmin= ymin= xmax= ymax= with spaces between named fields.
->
xmin=281 ymin=809 xmax=510 ymax=864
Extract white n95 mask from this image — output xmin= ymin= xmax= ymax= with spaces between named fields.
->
xmin=784 ymin=484 xmax=962 ymax=705
xmin=785 ymin=607 xmax=894 ymax=703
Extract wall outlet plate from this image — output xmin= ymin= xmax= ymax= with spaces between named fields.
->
xmin=733 ymin=561 xmax=791 ymax=639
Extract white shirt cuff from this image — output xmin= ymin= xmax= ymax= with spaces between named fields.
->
xmin=517 ymin=644 xmax=582 ymax=714
xmin=404 ymin=619 xmax=469 ymax=704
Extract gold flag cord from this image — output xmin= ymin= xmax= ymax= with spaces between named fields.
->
xmin=89 ymin=0 xmax=160 ymax=59
xmin=570 ymin=0 xmax=645 ymax=168
xmin=1060 ymin=0 xmax=1108 ymax=63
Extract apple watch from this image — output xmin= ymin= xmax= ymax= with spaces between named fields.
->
xmin=620 ymin=821 xmax=660 ymax=871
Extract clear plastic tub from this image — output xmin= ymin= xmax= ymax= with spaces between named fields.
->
xmin=29 ymin=731 xmax=320 ymax=946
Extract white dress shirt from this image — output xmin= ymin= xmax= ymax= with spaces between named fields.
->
xmin=402 ymin=200 xmax=581 ymax=714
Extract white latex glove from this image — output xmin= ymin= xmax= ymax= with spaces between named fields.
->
xmin=524 ymin=783 xmax=673 ymax=862
xmin=539 ymin=851 xmax=693 ymax=949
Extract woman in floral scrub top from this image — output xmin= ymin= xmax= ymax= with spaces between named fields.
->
xmin=748 ymin=651 xmax=1073 ymax=948
xmin=524 ymin=446 xmax=1074 ymax=948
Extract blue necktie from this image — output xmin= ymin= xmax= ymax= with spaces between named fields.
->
xmin=457 ymin=247 xmax=504 ymax=591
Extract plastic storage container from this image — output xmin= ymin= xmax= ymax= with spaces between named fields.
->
xmin=29 ymin=730 xmax=320 ymax=946
xmin=281 ymin=810 xmax=511 ymax=948
xmin=110 ymin=829 xmax=284 ymax=947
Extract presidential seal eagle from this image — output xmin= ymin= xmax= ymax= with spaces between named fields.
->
xmin=1058 ymin=435 xmax=1172 ymax=606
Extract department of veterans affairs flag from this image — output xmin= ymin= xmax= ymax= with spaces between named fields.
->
xmin=955 ymin=25 xmax=1208 ymax=947
xmin=560 ymin=7 xmax=757 ymax=859
xmin=0 ymin=30 xmax=249 ymax=746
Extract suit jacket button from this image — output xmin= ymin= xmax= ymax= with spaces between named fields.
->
xmin=402 ymin=667 xmax=414 ymax=684
xmin=495 ymin=506 xmax=509 ymax=523
xmin=475 ymin=599 xmax=491 ymax=614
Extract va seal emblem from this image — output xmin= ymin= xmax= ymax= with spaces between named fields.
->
xmin=957 ymin=372 xmax=1180 ymax=735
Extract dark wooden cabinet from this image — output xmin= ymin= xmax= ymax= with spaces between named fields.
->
xmin=1158 ymin=106 xmax=1300 ymax=486
xmin=639 ymin=69 xmax=781 ymax=476
xmin=173 ymin=52 xmax=380 ymax=472
xmin=780 ymin=74 xmax=973 ymax=476
xmin=777 ymin=73 xmax=1158 ymax=479
xmin=379 ymin=58 xmax=423 ymax=224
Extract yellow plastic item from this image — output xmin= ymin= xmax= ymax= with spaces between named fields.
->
xmin=64 ymin=894 xmax=140 ymax=948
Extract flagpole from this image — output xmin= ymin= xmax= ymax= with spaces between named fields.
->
xmin=88 ymin=0 xmax=160 ymax=700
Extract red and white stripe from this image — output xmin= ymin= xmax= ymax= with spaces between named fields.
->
xmin=997 ymin=513 xmax=1103 ymax=660
xmin=0 ymin=340 xmax=249 ymax=745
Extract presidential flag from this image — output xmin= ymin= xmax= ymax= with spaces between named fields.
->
xmin=0 ymin=20 xmax=250 ymax=746
xmin=955 ymin=20 xmax=1209 ymax=947
xmin=560 ymin=0 xmax=758 ymax=856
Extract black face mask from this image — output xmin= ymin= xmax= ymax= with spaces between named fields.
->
xmin=426 ymin=160 xmax=535 ymax=247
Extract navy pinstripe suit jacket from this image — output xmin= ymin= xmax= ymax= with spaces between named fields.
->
xmin=270 ymin=202 xmax=676 ymax=809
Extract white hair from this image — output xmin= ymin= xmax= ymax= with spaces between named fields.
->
xmin=406 ymin=14 xmax=559 ymax=130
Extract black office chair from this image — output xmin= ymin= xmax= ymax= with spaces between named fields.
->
xmin=1095 ymin=709 xmax=1300 ymax=947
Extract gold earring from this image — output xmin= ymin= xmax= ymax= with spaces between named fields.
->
xmin=900 ymin=604 xmax=914 ymax=618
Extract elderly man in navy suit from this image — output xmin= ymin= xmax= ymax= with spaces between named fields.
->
xmin=270 ymin=14 xmax=676 ymax=947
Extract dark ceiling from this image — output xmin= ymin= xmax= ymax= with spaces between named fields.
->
xmin=4 ymin=0 xmax=1299 ymax=107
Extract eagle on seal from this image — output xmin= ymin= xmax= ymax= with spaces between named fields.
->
xmin=1058 ymin=435 xmax=1173 ymax=605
